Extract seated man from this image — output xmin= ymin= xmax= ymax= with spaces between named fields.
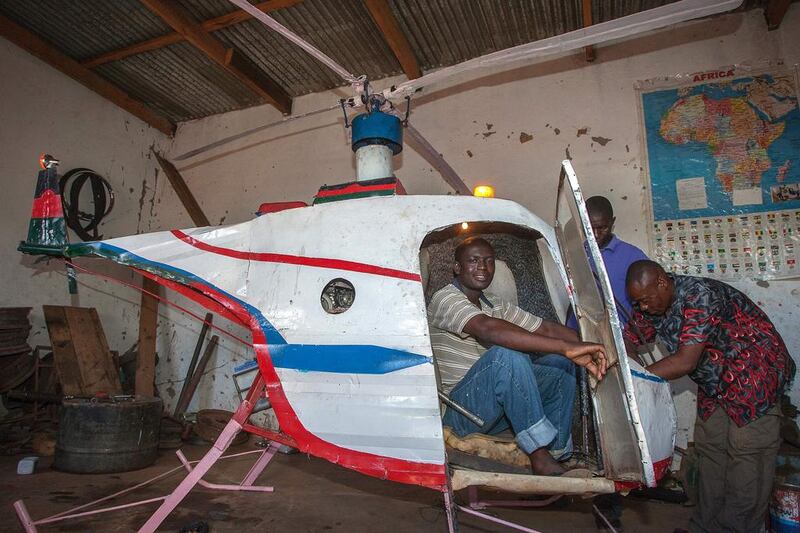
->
xmin=428 ymin=237 xmax=607 ymax=475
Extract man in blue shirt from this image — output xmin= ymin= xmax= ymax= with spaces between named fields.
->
xmin=567 ymin=195 xmax=649 ymax=329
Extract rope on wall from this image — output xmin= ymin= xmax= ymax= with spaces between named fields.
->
xmin=59 ymin=168 xmax=115 ymax=241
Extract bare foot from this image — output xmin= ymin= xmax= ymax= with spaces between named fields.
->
xmin=529 ymin=448 xmax=567 ymax=476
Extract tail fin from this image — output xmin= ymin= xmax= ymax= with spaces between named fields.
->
xmin=18 ymin=154 xmax=68 ymax=256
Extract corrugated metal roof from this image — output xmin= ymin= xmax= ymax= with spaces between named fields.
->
xmin=94 ymin=42 xmax=262 ymax=123
xmin=0 ymin=0 xmax=171 ymax=61
xmin=0 ymin=0 xmax=767 ymax=125
xmin=389 ymin=0 xmax=587 ymax=70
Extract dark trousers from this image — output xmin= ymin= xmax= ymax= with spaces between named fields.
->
xmin=689 ymin=404 xmax=780 ymax=533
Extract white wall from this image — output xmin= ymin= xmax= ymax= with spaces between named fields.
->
xmin=168 ymin=5 xmax=800 ymax=422
xmin=2 ymin=6 xmax=799 ymax=429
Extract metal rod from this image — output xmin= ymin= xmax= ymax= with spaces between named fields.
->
xmin=174 ymin=335 xmax=218 ymax=418
xmin=593 ymin=504 xmax=620 ymax=533
xmin=457 ymin=505 xmax=543 ymax=533
xmin=438 ymin=391 xmax=484 ymax=428
xmin=174 ymin=313 xmax=212 ymax=418
xmin=579 ymin=367 xmax=591 ymax=458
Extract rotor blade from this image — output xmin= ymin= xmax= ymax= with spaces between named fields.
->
xmin=226 ymin=0 xmax=360 ymax=84
xmin=172 ymin=103 xmax=341 ymax=161
xmin=405 ymin=123 xmax=470 ymax=195
xmin=389 ymin=105 xmax=470 ymax=195
xmin=383 ymin=0 xmax=743 ymax=100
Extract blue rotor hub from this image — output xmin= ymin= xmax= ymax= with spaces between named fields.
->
xmin=351 ymin=108 xmax=403 ymax=155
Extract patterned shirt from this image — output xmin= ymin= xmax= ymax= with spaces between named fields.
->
xmin=428 ymin=282 xmax=543 ymax=393
xmin=625 ymin=275 xmax=794 ymax=426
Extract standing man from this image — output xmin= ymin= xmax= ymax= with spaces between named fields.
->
xmin=428 ymin=237 xmax=607 ymax=475
xmin=625 ymin=260 xmax=795 ymax=533
xmin=568 ymin=195 xmax=649 ymax=329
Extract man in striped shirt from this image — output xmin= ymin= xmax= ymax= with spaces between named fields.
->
xmin=428 ymin=237 xmax=607 ymax=475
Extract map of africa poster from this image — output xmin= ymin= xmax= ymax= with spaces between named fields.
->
xmin=639 ymin=65 xmax=800 ymax=280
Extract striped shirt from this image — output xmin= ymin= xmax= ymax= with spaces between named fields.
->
xmin=428 ymin=283 xmax=543 ymax=393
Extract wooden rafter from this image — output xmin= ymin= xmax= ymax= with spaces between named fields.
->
xmin=582 ymin=0 xmax=596 ymax=62
xmin=364 ymin=0 xmax=421 ymax=80
xmin=82 ymin=0 xmax=304 ymax=69
xmin=0 ymin=13 xmax=175 ymax=135
xmin=139 ymin=0 xmax=292 ymax=114
xmin=764 ymin=0 xmax=791 ymax=30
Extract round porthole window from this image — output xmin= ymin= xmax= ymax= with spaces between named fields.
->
xmin=321 ymin=278 xmax=355 ymax=314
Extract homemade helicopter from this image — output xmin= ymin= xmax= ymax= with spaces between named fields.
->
xmin=13 ymin=1 xmax=744 ymax=531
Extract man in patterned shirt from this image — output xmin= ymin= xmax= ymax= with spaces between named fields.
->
xmin=625 ymin=260 xmax=794 ymax=533
xmin=428 ymin=237 xmax=607 ymax=475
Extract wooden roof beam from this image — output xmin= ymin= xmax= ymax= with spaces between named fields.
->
xmin=582 ymin=0 xmax=596 ymax=62
xmin=140 ymin=0 xmax=292 ymax=115
xmin=152 ymin=150 xmax=210 ymax=227
xmin=764 ymin=0 xmax=791 ymax=30
xmin=0 ymin=14 xmax=175 ymax=135
xmin=364 ymin=0 xmax=421 ymax=80
xmin=82 ymin=0 xmax=304 ymax=69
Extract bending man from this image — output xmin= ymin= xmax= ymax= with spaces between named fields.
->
xmin=428 ymin=237 xmax=607 ymax=475
xmin=625 ymin=260 xmax=795 ymax=532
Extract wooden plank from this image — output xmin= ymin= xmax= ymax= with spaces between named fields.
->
xmin=765 ymin=0 xmax=791 ymax=30
xmin=43 ymin=306 xmax=83 ymax=396
xmin=140 ymin=0 xmax=292 ymax=114
xmin=43 ymin=306 xmax=122 ymax=395
xmin=0 ymin=14 xmax=175 ymax=135
xmin=364 ymin=0 xmax=421 ymax=80
xmin=81 ymin=0 xmax=304 ymax=68
xmin=153 ymin=151 xmax=211 ymax=226
xmin=63 ymin=307 xmax=122 ymax=395
xmin=136 ymin=278 xmax=160 ymax=397
xmin=582 ymin=0 xmax=596 ymax=62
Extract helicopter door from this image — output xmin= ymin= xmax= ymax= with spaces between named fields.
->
xmin=554 ymin=161 xmax=656 ymax=484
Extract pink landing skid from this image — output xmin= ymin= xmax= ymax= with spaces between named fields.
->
xmin=14 ymin=377 xmax=280 ymax=533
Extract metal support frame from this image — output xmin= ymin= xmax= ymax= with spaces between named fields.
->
xmin=466 ymin=486 xmax=561 ymax=510
xmin=13 ymin=372 xmax=280 ymax=532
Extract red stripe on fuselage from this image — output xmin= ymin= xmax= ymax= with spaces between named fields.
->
xmin=141 ymin=271 xmax=447 ymax=490
xmin=171 ymin=229 xmax=421 ymax=282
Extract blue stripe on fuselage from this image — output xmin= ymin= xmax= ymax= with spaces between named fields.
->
xmin=269 ymin=344 xmax=431 ymax=374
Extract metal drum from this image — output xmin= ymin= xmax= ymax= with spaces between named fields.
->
xmin=54 ymin=396 xmax=163 ymax=473
xmin=770 ymin=476 xmax=800 ymax=533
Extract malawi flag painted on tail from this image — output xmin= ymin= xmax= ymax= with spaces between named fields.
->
xmin=19 ymin=155 xmax=68 ymax=255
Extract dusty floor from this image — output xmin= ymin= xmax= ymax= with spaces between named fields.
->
xmin=0 ymin=442 xmax=691 ymax=532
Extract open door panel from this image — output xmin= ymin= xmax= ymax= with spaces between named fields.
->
xmin=554 ymin=161 xmax=657 ymax=485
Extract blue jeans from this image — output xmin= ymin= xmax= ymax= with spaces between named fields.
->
xmin=442 ymin=346 xmax=576 ymax=458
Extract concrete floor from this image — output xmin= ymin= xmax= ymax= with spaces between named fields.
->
xmin=1 ymin=442 xmax=691 ymax=532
